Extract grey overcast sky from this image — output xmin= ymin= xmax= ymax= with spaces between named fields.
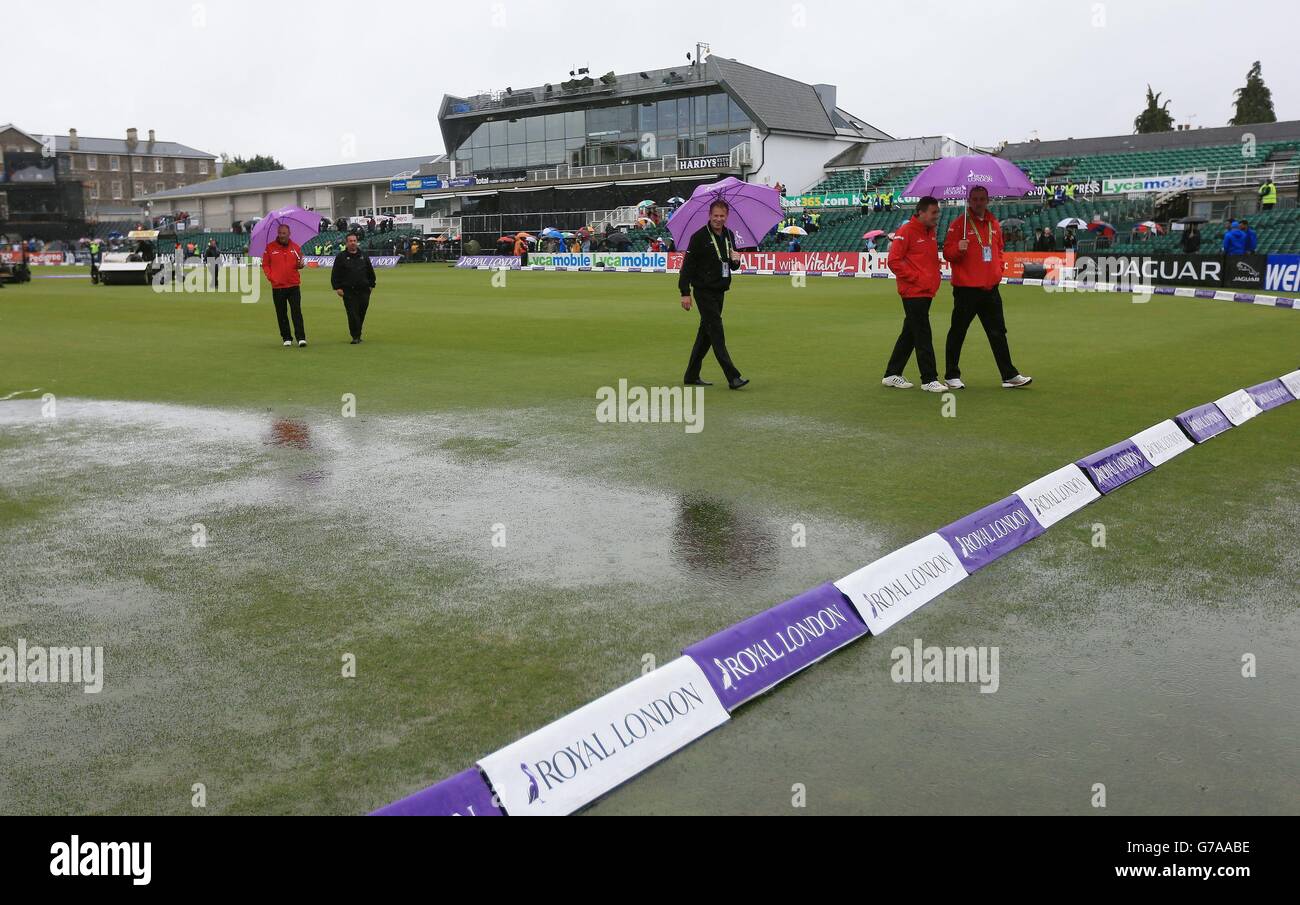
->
xmin=8 ymin=0 xmax=1294 ymax=168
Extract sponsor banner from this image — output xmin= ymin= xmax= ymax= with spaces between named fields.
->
xmin=1075 ymin=439 xmax=1154 ymax=495
xmin=1129 ymin=419 xmax=1194 ymax=467
xmin=371 ymin=767 xmax=503 ymax=817
xmin=455 ymin=255 xmax=521 ymax=269
xmin=834 ymin=533 xmax=969 ymax=635
xmin=1 ymin=250 xmax=66 ymax=265
xmin=1245 ymin=379 xmax=1294 ymax=412
xmin=865 ymin=250 xmax=954 ymax=280
xmin=1222 ymin=254 xmax=1268 ymax=290
xmin=666 ymin=250 xmax=864 ymax=273
xmin=1175 ymin=402 xmax=1232 ymax=443
xmin=1002 ymin=251 xmax=1071 ymax=279
xmin=936 ymin=495 xmax=1045 ymax=573
xmin=1071 ymin=254 xmax=1222 ymax=287
xmin=1280 ymin=369 xmax=1300 ymax=399
xmin=1265 ymin=254 xmax=1300 ymax=293
xmin=477 ymin=656 xmax=727 ymax=816
xmin=528 ymin=252 xmax=668 ymax=269
xmin=1214 ymin=388 xmax=1262 ymax=426
xmin=1028 ymin=180 xmax=1101 ymax=198
xmin=684 ymin=583 xmax=866 ymax=710
xmin=391 ymin=175 xmax=464 ymax=192
xmin=303 ymin=255 xmax=401 ymax=268
xmin=677 ymin=154 xmax=734 ymax=171
xmin=782 ymin=191 xmax=862 ymax=210
xmin=1101 ymin=172 xmax=1208 ymax=194
xmin=1013 ymin=463 xmax=1100 ymax=529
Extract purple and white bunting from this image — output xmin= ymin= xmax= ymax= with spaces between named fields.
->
xmin=1129 ymin=419 xmax=1194 ymax=467
xmin=1014 ymin=463 xmax=1100 ymax=528
xmin=684 ymin=583 xmax=866 ymax=710
xmin=834 ymin=534 xmax=969 ymax=634
xmin=1175 ymin=402 xmax=1233 ymax=443
xmin=936 ymin=495 xmax=1045 ymax=574
xmin=1280 ymin=369 xmax=1300 ymax=400
xmin=1245 ymin=379 xmax=1294 ymax=412
xmin=1214 ymin=389 xmax=1263 ymax=426
xmin=1075 ymin=438 xmax=1154 ymax=494
xmin=370 ymin=767 xmax=504 ymax=816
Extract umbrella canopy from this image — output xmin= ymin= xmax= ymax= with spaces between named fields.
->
xmin=779 ymin=225 xmax=807 ymax=236
xmin=666 ymin=196 xmax=686 ymax=205
xmin=1177 ymin=216 xmax=1208 ymax=225
xmin=636 ymin=199 xmax=656 ymax=208
xmin=515 ymin=231 xmax=533 ymax=239
xmin=608 ymin=232 xmax=631 ymax=247
xmin=1087 ymin=222 xmax=1117 ymax=236
xmin=1001 ymin=218 xmax=1027 ymax=228
xmin=1136 ymin=221 xmax=1165 ymax=234
xmin=1057 ymin=217 xmax=1089 ymax=229
xmin=862 ymin=229 xmax=886 ymax=239
xmin=903 ymin=154 xmax=1034 ymax=200
xmin=666 ymin=177 xmax=782 ymax=249
xmin=498 ymin=235 xmax=515 ymax=242
xmin=248 ymin=206 xmax=321 ymax=254
xmin=539 ymin=227 xmax=564 ymax=238
xmin=560 ymin=232 xmax=576 ymax=238
xmin=636 ymin=217 xmax=655 ymax=227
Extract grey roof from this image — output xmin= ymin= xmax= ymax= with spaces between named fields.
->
xmin=824 ymin=136 xmax=984 ymax=169
xmin=707 ymin=57 xmax=836 ymax=136
xmin=830 ymin=108 xmax=893 ymax=141
xmin=1001 ymin=119 xmax=1300 ymax=160
xmin=53 ymin=134 xmax=216 ymax=159
xmin=143 ymin=155 xmax=447 ymax=199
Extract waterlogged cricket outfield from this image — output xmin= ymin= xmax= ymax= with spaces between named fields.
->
xmin=1 ymin=266 xmax=1297 ymax=814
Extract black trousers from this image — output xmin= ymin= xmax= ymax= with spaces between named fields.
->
xmin=884 ymin=296 xmax=938 ymax=383
xmin=945 ymin=285 xmax=1018 ymax=381
xmin=342 ymin=288 xmax=370 ymax=339
xmin=208 ymin=260 xmax=220 ymax=288
xmin=684 ymin=289 xmax=740 ymax=382
xmin=272 ymin=286 xmax=305 ymax=342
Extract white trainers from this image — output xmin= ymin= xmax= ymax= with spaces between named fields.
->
xmin=945 ymin=377 xmax=966 ymax=389
xmin=882 ymin=375 xmax=914 ymax=389
xmin=298 ymin=340 xmax=308 ymax=348
xmin=920 ymin=381 xmax=948 ymax=393
xmin=283 ymin=340 xmax=292 ymax=347
xmin=1002 ymin=374 xmax=1033 ymax=388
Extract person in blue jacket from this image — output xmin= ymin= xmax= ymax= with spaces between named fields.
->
xmin=1240 ymin=219 xmax=1258 ymax=253
xmin=1222 ymin=220 xmax=1248 ymax=255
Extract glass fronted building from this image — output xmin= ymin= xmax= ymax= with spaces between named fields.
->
xmin=450 ymin=92 xmax=754 ymax=173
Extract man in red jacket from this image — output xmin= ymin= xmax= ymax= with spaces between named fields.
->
xmin=941 ymin=185 xmax=1031 ymax=388
xmin=882 ymin=196 xmax=946 ymax=392
xmin=261 ymin=223 xmax=307 ymax=347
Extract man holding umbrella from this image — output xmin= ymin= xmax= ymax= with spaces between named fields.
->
xmin=261 ymin=223 xmax=307 ymax=347
xmin=679 ymin=200 xmax=748 ymax=389
xmin=670 ymin=177 xmax=782 ymax=389
xmin=942 ymin=185 xmax=1032 ymax=388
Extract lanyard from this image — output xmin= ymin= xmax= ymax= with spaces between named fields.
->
xmin=964 ymin=212 xmax=990 ymax=247
xmin=708 ymin=228 xmax=731 ymax=261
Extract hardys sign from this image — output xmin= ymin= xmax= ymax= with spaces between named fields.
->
xmin=476 ymin=657 xmax=727 ymax=815
xmin=684 ymin=583 xmax=866 ymax=709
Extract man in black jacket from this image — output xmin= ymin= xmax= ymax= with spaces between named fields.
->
xmin=331 ymin=232 xmax=376 ymax=343
xmin=202 ymin=238 xmax=221 ymax=289
xmin=678 ymin=200 xmax=749 ymax=389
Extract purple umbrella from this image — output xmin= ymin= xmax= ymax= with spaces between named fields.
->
xmin=665 ymin=177 xmax=782 ymax=249
xmin=248 ymin=206 xmax=321 ymax=256
xmin=904 ymin=154 xmax=1035 ymax=200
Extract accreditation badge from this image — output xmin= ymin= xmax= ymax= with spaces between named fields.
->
xmin=982 ymin=246 xmax=992 ymax=263
xmin=721 ymin=263 xmax=730 ymax=278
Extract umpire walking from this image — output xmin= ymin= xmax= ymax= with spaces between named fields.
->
xmin=331 ymin=232 xmax=376 ymax=344
xmin=942 ymin=185 xmax=1032 ymax=389
xmin=679 ymin=199 xmax=749 ymax=389
xmin=882 ymin=196 xmax=945 ymax=392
